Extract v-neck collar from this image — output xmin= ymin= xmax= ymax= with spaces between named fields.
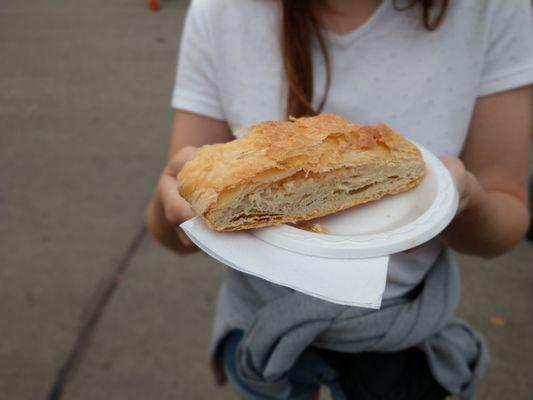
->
xmin=322 ymin=0 xmax=391 ymax=47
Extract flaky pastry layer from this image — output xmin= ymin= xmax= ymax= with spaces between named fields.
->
xmin=178 ymin=114 xmax=425 ymax=231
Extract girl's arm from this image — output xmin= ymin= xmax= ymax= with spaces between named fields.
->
xmin=146 ymin=110 xmax=232 ymax=253
xmin=441 ymin=86 xmax=532 ymax=258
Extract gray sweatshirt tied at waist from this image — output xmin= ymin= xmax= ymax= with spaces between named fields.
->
xmin=210 ymin=250 xmax=489 ymax=399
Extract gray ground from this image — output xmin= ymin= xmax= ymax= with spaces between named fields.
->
xmin=0 ymin=1 xmax=531 ymax=399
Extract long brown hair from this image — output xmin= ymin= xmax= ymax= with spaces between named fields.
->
xmin=281 ymin=0 xmax=449 ymax=118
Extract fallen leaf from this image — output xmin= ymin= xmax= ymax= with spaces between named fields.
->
xmin=489 ymin=316 xmax=506 ymax=326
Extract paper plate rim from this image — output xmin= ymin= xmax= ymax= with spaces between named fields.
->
xmin=250 ymin=144 xmax=459 ymax=259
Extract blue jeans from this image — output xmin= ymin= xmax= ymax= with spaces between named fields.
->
xmin=222 ymin=331 xmax=347 ymax=400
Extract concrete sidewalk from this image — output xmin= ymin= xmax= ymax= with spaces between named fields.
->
xmin=0 ymin=1 xmax=531 ymax=399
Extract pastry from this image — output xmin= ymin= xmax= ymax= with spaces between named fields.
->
xmin=178 ymin=114 xmax=425 ymax=231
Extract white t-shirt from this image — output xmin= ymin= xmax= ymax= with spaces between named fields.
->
xmin=172 ymin=0 xmax=533 ymax=299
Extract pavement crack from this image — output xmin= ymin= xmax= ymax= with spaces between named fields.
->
xmin=46 ymin=224 xmax=148 ymax=400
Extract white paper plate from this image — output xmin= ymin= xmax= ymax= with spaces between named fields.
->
xmin=251 ymin=145 xmax=458 ymax=259
xmin=180 ymin=218 xmax=388 ymax=308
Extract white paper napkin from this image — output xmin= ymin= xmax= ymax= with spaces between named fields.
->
xmin=181 ymin=217 xmax=389 ymax=308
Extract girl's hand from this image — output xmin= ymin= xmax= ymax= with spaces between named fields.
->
xmin=439 ymin=155 xmax=484 ymax=216
xmin=159 ymin=146 xmax=198 ymax=247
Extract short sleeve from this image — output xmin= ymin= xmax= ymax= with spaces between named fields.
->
xmin=478 ymin=0 xmax=533 ymax=96
xmin=171 ymin=0 xmax=225 ymax=119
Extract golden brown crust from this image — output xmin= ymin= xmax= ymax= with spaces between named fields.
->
xmin=177 ymin=114 xmax=424 ymax=230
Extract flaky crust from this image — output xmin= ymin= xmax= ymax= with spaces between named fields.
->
xmin=178 ymin=114 xmax=424 ymax=230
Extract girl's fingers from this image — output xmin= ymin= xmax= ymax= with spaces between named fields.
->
xmin=160 ymin=176 xmax=196 ymax=247
xmin=166 ymin=146 xmax=198 ymax=176
xmin=160 ymin=174 xmax=195 ymax=223
xmin=160 ymin=146 xmax=198 ymax=224
xmin=440 ymin=155 xmax=484 ymax=215
xmin=439 ymin=155 xmax=469 ymax=214
xmin=159 ymin=148 xmax=198 ymax=247
xmin=176 ymin=227 xmax=195 ymax=248
xmin=440 ymin=156 xmax=467 ymax=192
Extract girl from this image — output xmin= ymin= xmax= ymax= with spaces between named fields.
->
xmin=147 ymin=0 xmax=533 ymax=399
